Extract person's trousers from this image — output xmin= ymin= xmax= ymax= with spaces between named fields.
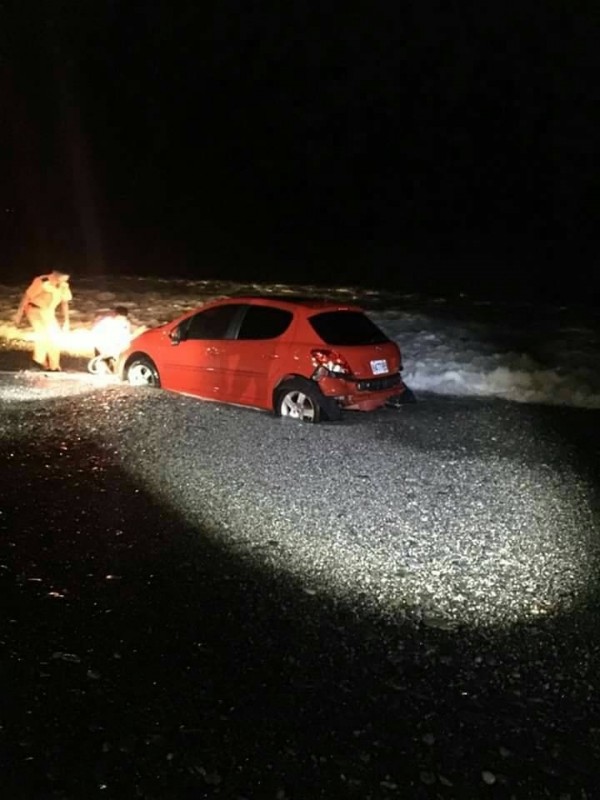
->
xmin=25 ymin=307 xmax=61 ymax=369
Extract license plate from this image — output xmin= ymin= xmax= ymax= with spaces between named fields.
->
xmin=370 ymin=359 xmax=388 ymax=375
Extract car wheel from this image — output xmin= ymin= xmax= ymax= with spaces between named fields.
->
xmin=126 ymin=356 xmax=161 ymax=388
xmin=275 ymin=378 xmax=340 ymax=423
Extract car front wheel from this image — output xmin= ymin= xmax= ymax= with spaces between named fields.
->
xmin=125 ymin=356 xmax=161 ymax=388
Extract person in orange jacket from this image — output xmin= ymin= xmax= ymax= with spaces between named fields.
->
xmin=14 ymin=270 xmax=73 ymax=371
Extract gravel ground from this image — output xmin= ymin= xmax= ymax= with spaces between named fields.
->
xmin=1 ymin=346 xmax=600 ymax=798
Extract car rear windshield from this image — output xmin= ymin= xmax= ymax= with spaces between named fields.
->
xmin=308 ymin=311 xmax=389 ymax=345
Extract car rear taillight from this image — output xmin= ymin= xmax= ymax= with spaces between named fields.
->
xmin=311 ymin=348 xmax=351 ymax=375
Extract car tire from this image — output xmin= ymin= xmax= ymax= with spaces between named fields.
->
xmin=275 ymin=378 xmax=341 ymax=423
xmin=125 ymin=355 xmax=161 ymax=388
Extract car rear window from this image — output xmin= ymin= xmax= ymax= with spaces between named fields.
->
xmin=308 ymin=311 xmax=389 ymax=345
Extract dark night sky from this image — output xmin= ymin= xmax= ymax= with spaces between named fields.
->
xmin=2 ymin=1 xmax=600 ymax=297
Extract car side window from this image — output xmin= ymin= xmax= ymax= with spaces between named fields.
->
xmin=184 ymin=305 xmax=241 ymax=340
xmin=237 ymin=306 xmax=293 ymax=340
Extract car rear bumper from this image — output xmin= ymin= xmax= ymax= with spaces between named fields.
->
xmin=316 ymin=372 xmax=411 ymax=411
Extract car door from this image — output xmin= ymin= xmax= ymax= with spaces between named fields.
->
xmin=216 ymin=304 xmax=295 ymax=408
xmin=162 ymin=304 xmax=243 ymax=397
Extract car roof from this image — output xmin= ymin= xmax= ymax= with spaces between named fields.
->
xmin=219 ymin=294 xmax=364 ymax=312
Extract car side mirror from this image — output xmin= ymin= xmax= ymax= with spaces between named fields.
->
xmin=169 ymin=326 xmax=182 ymax=345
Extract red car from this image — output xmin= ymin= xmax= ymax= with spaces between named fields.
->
xmin=120 ymin=296 xmax=414 ymax=422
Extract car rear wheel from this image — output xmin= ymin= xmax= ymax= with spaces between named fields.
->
xmin=126 ymin=356 xmax=161 ymax=388
xmin=275 ymin=378 xmax=340 ymax=423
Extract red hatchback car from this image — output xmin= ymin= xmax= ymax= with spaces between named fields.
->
xmin=120 ymin=296 xmax=414 ymax=422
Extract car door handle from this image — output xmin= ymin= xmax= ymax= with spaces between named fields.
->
xmin=206 ymin=347 xmax=219 ymax=356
